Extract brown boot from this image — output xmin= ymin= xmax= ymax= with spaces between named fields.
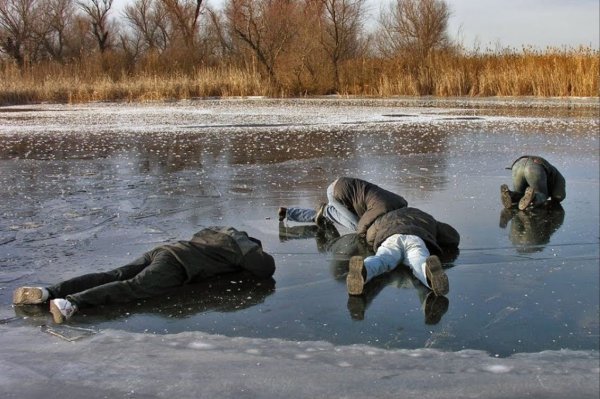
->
xmin=518 ymin=187 xmax=535 ymax=210
xmin=500 ymin=184 xmax=513 ymax=209
xmin=278 ymin=207 xmax=287 ymax=221
xmin=424 ymin=256 xmax=449 ymax=296
xmin=346 ymin=256 xmax=367 ymax=296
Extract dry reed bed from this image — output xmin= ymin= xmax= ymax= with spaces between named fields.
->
xmin=0 ymin=49 xmax=597 ymax=105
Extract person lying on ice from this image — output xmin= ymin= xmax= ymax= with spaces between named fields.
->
xmin=278 ymin=177 xmax=407 ymax=235
xmin=12 ymin=226 xmax=276 ymax=323
xmin=346 ymin=207 xmax=459 ymax=298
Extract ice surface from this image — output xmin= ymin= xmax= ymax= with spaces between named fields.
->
xmin=0 ymin=98 xmax=598 ymax=397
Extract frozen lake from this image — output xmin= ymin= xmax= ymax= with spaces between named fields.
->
xmin=0 ymin=98 xmax=598 ymax=397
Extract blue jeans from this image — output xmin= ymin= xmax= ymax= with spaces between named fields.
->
xmin=284 ymin=180 xmax=359 ymax=231
xmin=363 ymin=234 xmax=431 ymax=289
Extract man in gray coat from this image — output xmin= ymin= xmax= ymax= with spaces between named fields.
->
xmin=279 ymin=177 xmax=408 ymax=235
xmin=12 ymin=226 xmax=276 ymax=323
xmin=501 ymin=155 xmax=566 ymax=210
xmin=347 ymin=207 xmax=459 ymax=297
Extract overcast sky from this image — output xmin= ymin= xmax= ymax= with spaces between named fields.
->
xmin=116 ymin=0 xmax=599 ymax=50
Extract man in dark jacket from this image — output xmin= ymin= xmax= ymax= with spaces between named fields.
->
xmin=501 ymin=155 xmax=566 ymax=210
xmin=12 ymin=226 xmax=276 ymax=323
xmin=347 ymin=207 xmax=459 ymax=297
xmin=279 ymin=177 xmax=408 ymax=235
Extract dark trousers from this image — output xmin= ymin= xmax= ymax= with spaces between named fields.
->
xmin=510 ymin=157 xmax=549 ymax=206
xmin=47 ymin=248 xmax=187 ymax=308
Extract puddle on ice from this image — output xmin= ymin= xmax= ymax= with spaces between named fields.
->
xmin=0 ymin=98 xmax=598 ymax=358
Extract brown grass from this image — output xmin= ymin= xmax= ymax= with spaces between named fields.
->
xmin=0 ymin=47 xmax=597 ymax=105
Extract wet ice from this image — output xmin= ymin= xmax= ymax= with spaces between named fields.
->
xmin=0 ymin=98 xmax=598 ymax=397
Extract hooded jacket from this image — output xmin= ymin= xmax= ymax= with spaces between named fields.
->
xmin=332 ymin=177 xmax=408 ymax=235
xmin=366 ymin=207 xmax=460 ymax=256
xmin=162 ymin=226 xmax=275 ymax=282
xmin=510 ymin=155 xmax=566 ymax=201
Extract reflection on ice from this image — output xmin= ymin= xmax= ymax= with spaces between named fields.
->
xmin=0 ymin=98 xmax=598 ymax=361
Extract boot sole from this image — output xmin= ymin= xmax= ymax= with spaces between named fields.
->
xmin=13 ymin=287 xmax=44 ymax=305
xmin=425 ymin=256 xmax=449 ymax=296
xmin=518 ymin=187 xmax=535 ymax=210
xmin=500 ymin=184 xmax=513 ymax=209
xmin=347 ymin=256 xmax=365 ymax=296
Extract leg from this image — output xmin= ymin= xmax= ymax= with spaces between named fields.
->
xmin=509 ymin=158 xmax=528 ymax=201
xmin=284 ymin=207 xmax=319 ymax=223
xmin=66 ymin=249 xmax=187 ymax=308
xmin=324 ymin=181 xmax=359 ymax=231
xmin=396 ymin=235 xmax=449 ymax=296
xmin=13 ymin=250 xmax=156 ymax=305
xmin=46 ymin=250 xmax=157 ymax=299
xmin=522 ymin=161 xmax=549 ymax=208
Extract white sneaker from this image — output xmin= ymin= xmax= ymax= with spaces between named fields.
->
xmin=13 ymin=287 xmax=49 ymax=305
xmin=49 ymin=299 xmax=77 ymax=323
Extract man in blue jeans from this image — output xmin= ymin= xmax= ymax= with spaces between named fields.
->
xmin=12 ymin=226 xmax=276 ymax=323
xmin=278 ymin=177 xmax=408 ymax=235
xmin=500 ymin=155 xmax=566 ymax=210
xmin=347 ymin=207 xmax=460 ymax=298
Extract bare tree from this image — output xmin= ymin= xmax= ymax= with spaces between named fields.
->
xmin=34 ymin=0 xmax=79 ymax=62
xmin=160 ymin=0 xmax=203 ymax=48
xmin=123 ymin=0 xmax=169 ymax=52
xmin=317 ymin=0 xmax=365 ymax=92
xmin=377 ymin=0 xmax=450 ymax=59
xmin=78 ymin=0 xmax=113 ymax=53
xmin=225 ymin=0 xmax=301 ymax=86
xmin=0 ymin=0 xmax=39 ymax=66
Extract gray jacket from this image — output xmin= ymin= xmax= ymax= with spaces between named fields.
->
xmin=366 ymin=207 xmax=460 ymax=256
xmin=162 ymin=226 xmax=275 ymax=282
xmin=332 ymin=177 xmax=408 ymax=235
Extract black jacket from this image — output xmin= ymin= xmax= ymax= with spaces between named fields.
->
xmin=366 ymin=207 xmax=460 ymax=256
xmin=162 ymin=226 xmax=275 ymax=282
xmin=332 ymin=177 xmax=408 ymax=235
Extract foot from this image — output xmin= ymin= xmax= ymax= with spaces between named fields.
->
xmin=500 ymin=184 xmax=513 ymax=209
xmin=314 ymin=203 xmax=327 ymax=227
xmin=424 ymin=292 xmax=449 ymax=325
xmin=49 ymin=299 xmax=77 ymax=323
xmin=424 ymin=255 xmax=449 ymax=296
xmin=13 ymin=287 xmax=49 ymax=305
xmin=278 ymin=207 xmax=287 ymax=222
xmin=347 ymin=256 xmax=367 ymax=295
xmin=518 ymin=187 xmax=535 ymax=210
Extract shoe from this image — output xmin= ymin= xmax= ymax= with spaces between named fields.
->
xmin=13 ymin=287 xmax=49 ymax=305
xmin=314 ymin=203 xmax=327 ymax=227
xmin=347 ymin=256 xmax=367 ymax=295
xmin=49 ymin=299 xmax=77 ymax=323
xmin=518 ymin=187 xmax=535 ymax=210
xmin=500 ymin=184 xmax=513 ymax=209
xmin=278 ymin=207 xmax=287 ymax=222
xmin=424 ymin=292 xmax=449 ymax=325
xmin=424 ymin=256 xmax=449 ymax=296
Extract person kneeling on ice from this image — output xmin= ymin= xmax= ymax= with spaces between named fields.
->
xmin=346 ymin=207 xmax=459 ymax=297
xmin=500 ymin=155 xmax=566 ymax=211
xmin=12 ymin=226 xmax=276 ymax=323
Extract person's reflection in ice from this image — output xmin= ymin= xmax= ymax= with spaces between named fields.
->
xmin=278 ymin=223 xmax=454 ymax=324
xmin=499 ymin=204 xmax=565 ymax=253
